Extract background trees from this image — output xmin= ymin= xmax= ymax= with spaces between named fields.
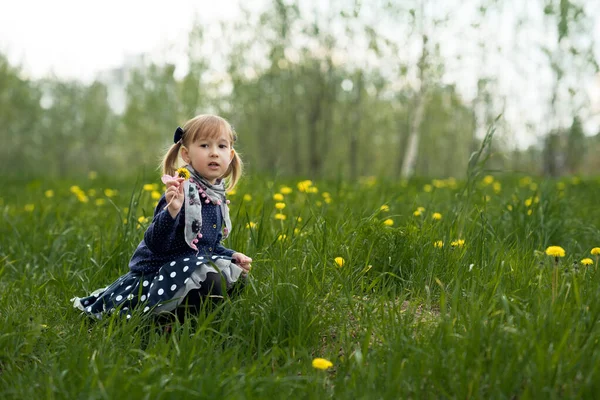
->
xmin=0 ymin=0 xmax=598 ymax=179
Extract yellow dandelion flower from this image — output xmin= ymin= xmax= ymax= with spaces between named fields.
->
xmin=296 ymin=217 xmax=302 ymax=222
xmin=334 ymin=257 xmax=345 ymax=267
xmin=176 ymin=167 xmax=190 ymax=179
xmin=228 ymin=189 xmax=237 ymax=195
xmin=507 ymin=204 xmax=513 ymax=211
xmin=138 ymin=216 xmax=150 ymax=224
xmin=434 ymin=240 xmax=444 ymax=248
xmin=273 ymin=193 xmax=284 ymax=201
xmin=524 ymin=198 xmax=533 ymax=207
xmin=44 ymin=190 xmax=54 ymax=198
xmin=312 ymin=358 xmax=333 ymax=370
xmin=324 ymin=197 xmax=332 ymax=204
xmin=383 ymin=218 xmax=394 ymax=226
xmin=482 ymin=175 xmax=494 ymax=185
xmin=95 ymin=198 xmax=106 ymax=206
xmin=322 ymin=192 xmax=331 ymax=198
xmin=243 ymin=194 xmax=252 ymax=202
xmin=413 ymin=210 xmax=422 ymax=217
xmin=280 ymin=186 xmax=293 ymax=194
xmin=417 ymin=207 xmax=425 ymax=212
xmin=24 ymin=204 xmax=35 ymax=212
xmin=591 ymin=248 xmax=600 ymax=255
xmin=380 ymin=204 xmax=390 ymax=212
xmin=307 ymin=186 xmax=319 ymax=194
xmin=246 ymin=222 xmax=257 ymax=229
xmin=297 ymin=180 xmax=313 ymax=192
xmin=529 ymin=183 xmax=538 ymax=191
xmin=581 ymin=258 xmax=594 ymax=266
xmin=432 ymin=212 xmax=442 ymax=220
xmin=143 ymin=184 xmax=155 ymax=191
xmin=151 ymin=190 xmax=162 ymax=200
xmin=275 ymin=202 xmax=286 ymax=210
xmin=423 ymin=184 xmax=433 ymax=192
xmin=274 ymin=213 xmax=287 ymax=220
xmin=294 ymin=227 xmax=300 ymax=234
xmin=277 ymin=234 xmax=287 ymax=241
xmin=70 ymin=185 xmax=82 ymax=194
xmin=76 ymin=193 xmax=89 ymax=203
xmin=527 ymin=209 xmax=533 ymax=216
xmin=545 ymin=246 xmax=565 ymax=257
xmin=451 ymin=239 xmax=465 ymax=247
xmin=104 ymin=188 xmax=117 ymax=197
xmin=493 ymin=182 xmax=502 ymax=193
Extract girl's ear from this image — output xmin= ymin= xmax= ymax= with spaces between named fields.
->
xmin=181 ymin=146 xmax=190 ymax=164
xmin=230 ymin=148 xmax=235 ymax=162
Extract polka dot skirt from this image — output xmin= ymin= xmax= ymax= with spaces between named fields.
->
xmin=71 ymin=255 xmax=243 ymax=319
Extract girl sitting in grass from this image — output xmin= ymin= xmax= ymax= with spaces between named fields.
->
xmin=72 ymin=114 xmax=252 ymax=322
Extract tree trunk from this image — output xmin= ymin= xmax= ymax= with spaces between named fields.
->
xmin=401 ymin=34 xmax=428 ymax=179
xmin=349 ymin=71 xmax=364 ymax=180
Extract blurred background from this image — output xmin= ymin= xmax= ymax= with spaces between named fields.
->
xmin=0 ymin=0 xmax=599 ymax=180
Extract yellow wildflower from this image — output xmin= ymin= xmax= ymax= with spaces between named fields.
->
xmin=334 ymin=257 xmax=345 ymax=267
xmin=44 ymin=190 xmax=54 ymax=198
xmin=243 ymin=194 xmax=252 ymax=202
xmin=525 ymin=198 xmax=533 ymax=207
xmin=434 ymin=240 xmax=444 ymax=248
xmin=312 ymin=358 xmax=333 ymax=370
xmin=143 ymin=183 xmax=156 ymax=191
xmin=228 ymin=189 xmax=237 ymax=195
xmin=591 ymin=248 xmax=600 ymax=255
xmin=581 ymin=258 xmax=594 ymax=266
xmin=380 ymin=204 xmax=390 ymax=212
xmin=493 ymin=182 xmax=502 ymax=193
xmin=545 ymin=246 xmax=565 ymax=257
xmin=423 ymin=184 xmax=432 ymax=192
xmin=278 ymin=234 xmax=287 ymax=241
xmin=383 ymin=219 xmax=394 ymax=226
xmin=324 ymin=197 xmax=332 ymax=204
xmin=24 ymin=204 xmax=35 ymax=212
xmin=151 ymin=191 xmax=162 ymax=200
xmin=88 ymin=189 xmax=96 ymax=197
xmin=138 ymin=216 xmax=150 ymax=224
xmin=482 ymin=175 xmax=494 ymax=185
xmin=95 ymin=198 xmax=106 ymax=206
xmin=280 ymin=186 xmax=293 ymax=194
xmin=451 ymin=239 xmax=465 ymax=247
xmin=275 ymin=202 xmax=286 ymax=210
xmin=104 ymin=188 xmax=117 ymax=197
xmin=274 ymin=213 xmax=287 ymax=220
xmin=432 ymin=213 xmax=442 ymax=220
xmin=417 ymin=207 xmax=425 ymax=212
xmin=273 ymin=193 xmax=284 ymax=201
xmin=176 ymin=167 xmax=190 ymax=179
xmin=297 ymin=180 xmax=313 ymax=192
xmin=413 ymin=210 xmax=422 ymax=217
xmin=76 ymin=193 xmax=89 ymax=203
xmin=296 ymin=217 xmax=302 ymax=222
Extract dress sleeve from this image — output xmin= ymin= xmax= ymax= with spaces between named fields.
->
xmin=213 ymin=230 xmax=235 ymax=257
xmin=143 ymin=195 xmax=181 ymax=254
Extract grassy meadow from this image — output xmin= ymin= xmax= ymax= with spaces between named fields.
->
xmin=3 ymin=162 xmax=600 ymax=398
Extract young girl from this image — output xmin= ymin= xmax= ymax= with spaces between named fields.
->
xmin=72 ymin=114 xmax=252 ymax=321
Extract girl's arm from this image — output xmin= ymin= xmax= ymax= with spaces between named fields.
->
xmin=213 ymin=230 xmax=235 ymax=257
xmin=143 ymin=196 xmax=181 ymax=254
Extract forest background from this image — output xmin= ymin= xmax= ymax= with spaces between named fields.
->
xmin=0 ymin=0 xmax=599 ymax=180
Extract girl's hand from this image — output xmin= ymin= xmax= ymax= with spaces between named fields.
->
xmin=232 ymin=252 xmax=253 ymax=273
xmin=165 ymin=177 xmax=185 ymax=218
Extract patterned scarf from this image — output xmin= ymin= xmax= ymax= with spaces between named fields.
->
xmin=183 ymin=165 xmax=232 ymax=252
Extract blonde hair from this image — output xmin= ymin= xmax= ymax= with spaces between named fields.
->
xmin=161 ymin=115 xmax=243 ymax=191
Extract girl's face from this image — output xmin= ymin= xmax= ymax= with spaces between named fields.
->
xmin=181 ymin=132 xmax=234 ymax=184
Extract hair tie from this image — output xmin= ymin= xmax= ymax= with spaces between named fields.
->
xmin=173 ymin=127 xmax=184 ymax=143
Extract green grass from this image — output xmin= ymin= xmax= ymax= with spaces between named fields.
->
xmin=2 ymin=169 xmax=600 ymax=399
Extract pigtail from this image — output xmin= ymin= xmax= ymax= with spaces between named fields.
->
xmin=161 ymin=142 xmax=182 ymax=177
xmin=225 ymin=149 xmax=244 ymax=191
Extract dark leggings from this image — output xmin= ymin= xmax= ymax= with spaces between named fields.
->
xmin=175 ymin=272 xmax=224 ymax=320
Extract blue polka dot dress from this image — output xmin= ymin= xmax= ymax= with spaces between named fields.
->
xmin=71 ymin=193 xmax=243 ymax=319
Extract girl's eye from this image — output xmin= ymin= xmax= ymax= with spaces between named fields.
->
xmin=219 ymin=144 xmax=228 ymax=149
xmin=199 ymin=144 xmax=208 ymax=148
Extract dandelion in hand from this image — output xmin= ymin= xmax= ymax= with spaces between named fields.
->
xmin=176 ymin=167 xmax=190 ymax=179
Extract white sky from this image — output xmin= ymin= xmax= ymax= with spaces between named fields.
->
xmin=1 ymin=0 xmax=599 ymax=149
